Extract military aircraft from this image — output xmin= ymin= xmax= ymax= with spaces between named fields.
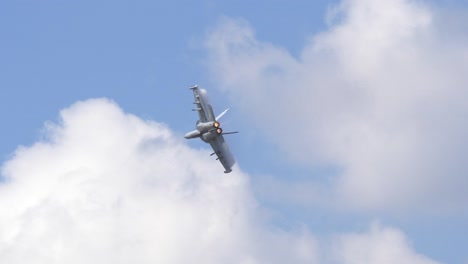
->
xmin=184 ymin=85 xmax=238 ymax=173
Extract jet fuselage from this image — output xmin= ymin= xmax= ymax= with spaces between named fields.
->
xmin=184 ymin=121 xmax=223 ymax=143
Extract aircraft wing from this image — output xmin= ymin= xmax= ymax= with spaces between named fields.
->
xmin=210 ymin=135 xmax=236 ymax=173
xmin=190 ymin=86 xmax=216 ymax=122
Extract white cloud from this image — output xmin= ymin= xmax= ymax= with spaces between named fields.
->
xmin=0 ymin=99 xmax=440 ymax=263
xmin=332 ymin=222 xmax=440 ymax=264
xmin=204 ymin=0 xmax=468 ymax=212
xmin=0 ymin=98 xmax=320 ymax=264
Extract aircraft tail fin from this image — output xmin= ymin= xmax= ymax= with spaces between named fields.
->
xmin=215 ymin=108 xmax=230 ymax=121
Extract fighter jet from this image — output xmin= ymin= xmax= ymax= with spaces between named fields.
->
xmin=184 ymin=85 xmax=238 ymax=173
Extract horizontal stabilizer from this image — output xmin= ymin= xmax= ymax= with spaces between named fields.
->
xmin=222 ymin=131 xmax=239 ymax=135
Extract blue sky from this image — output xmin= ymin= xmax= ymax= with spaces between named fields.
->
xmin=0 ymin=0 xmax=334 ymax=171
xmin=1 ymin=0 xmax=467 ymax=263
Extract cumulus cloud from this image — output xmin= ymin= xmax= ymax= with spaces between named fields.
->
xmin=0 ymin=98 xmax=320 ymax=264
xmin=204 ymin=0 xmax=468 ymax=212
xmin=332 ymin=222 xmax=440 ymax=264
xmin=0 ymin=98 xmax=441 ymax=263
